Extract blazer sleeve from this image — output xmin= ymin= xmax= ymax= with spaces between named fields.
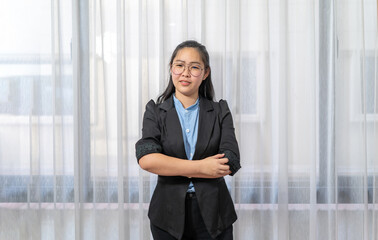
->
xmin=218 ymin=100 xmax=241 ymax=176
xmin=135 ymin=100 xmax=163 ymax=163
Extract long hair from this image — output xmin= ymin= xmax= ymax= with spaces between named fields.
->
xmin=157 ymin=40 xmax=215 ymax=104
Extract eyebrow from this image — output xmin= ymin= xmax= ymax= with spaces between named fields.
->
xmin=174 ymin=60 xmax=202 ymax=65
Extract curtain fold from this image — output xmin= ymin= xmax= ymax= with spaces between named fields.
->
xmin=0 ymin=0 xmax=377 ymax=239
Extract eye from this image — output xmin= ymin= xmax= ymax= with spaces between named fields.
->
xmin=191 ymin=65 xmax=201 ymax=70
xmin=175 ymin=64 xmax=184 ymax=68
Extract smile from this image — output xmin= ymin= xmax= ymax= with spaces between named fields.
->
xmin=179 ymin=80 xmax=191 ymax=86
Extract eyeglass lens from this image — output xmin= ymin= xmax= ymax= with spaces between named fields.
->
xmin=172 ymin=64 xmax=202 ymax=77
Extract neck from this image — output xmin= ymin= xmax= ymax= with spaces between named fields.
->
xmin=175 ymin=92 xmax=198 ymax=109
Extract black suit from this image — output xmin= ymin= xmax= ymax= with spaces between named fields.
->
xmin=135 ymin=96 xmax=241 ymax=239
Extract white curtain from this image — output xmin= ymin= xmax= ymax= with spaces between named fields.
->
xmin=0 ymin=0 xmax=377 ymax=239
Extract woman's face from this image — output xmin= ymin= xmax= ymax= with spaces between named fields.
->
xmin=171 ymin=47 xmax=209 ymax=100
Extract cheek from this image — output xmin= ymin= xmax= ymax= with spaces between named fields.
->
xmin=194 ymin=78 xmax=204 ymax=87
xmin=171 ymin=74 xmax=179 ymax=84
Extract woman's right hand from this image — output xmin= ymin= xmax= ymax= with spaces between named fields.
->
xmin=199 ymin=153 xmax=231 ymax=178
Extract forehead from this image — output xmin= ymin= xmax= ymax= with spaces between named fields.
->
xmin=174 ymin=47 xmax=203 ymax=64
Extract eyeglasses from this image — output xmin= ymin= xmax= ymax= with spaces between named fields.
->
xmin=171 ymin=63 xmax=204 ymax=77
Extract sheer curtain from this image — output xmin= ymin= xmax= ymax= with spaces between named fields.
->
xmin=0 ymin=0 xmax=377 ymax=239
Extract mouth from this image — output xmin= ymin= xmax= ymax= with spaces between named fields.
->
xmin=179 ymin=80 xmax=191 ymax=86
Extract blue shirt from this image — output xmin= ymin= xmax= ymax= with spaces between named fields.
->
xmin=173 ymin=95 xmax=199 ymax=192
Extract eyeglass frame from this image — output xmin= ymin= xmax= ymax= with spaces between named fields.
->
xmin=170 ymin=62 xmax=205 ymax=77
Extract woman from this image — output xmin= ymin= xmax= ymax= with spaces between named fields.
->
xmin=135 ymin=40 xmax=241 ymax=240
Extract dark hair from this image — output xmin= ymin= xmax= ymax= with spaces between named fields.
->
xmin=157 ymin=40 xmax=215 ymax=103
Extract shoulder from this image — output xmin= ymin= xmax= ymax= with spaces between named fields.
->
xmin=145 ymin=99 xmax=166 ymax=112
xmin=142 ymin=100 xmax=162 ymax=121
xmin=207 ymin=99 xmax=231 ymax=117
xmin=218 ymin=99 xmax=230 ymax=110
xmin=143 ymin=97 xmax=175 ymax=120
xmin=144 ymin=99 xmax=158 ymax=114
xmin=146 ymin=99 xmax=157 ymax=109
xmin=206 ymin=98 xmax=229 ymax=107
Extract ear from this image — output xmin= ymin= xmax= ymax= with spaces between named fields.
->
xmin=202 ymin=67 xmax=210 ymax=80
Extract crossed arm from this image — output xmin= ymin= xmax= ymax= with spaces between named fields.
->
xmin=138 ymin=153 xmax=231 ymax=178
xmin=136 ymin=99 xmax=240 ymax=179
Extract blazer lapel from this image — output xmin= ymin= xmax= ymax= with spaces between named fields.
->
xmin=194 ymin=98 xmax=215 ymax=160
xmin=160 ymin=96 xmax=187 ymax=159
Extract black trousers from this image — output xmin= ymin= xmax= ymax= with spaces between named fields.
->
xmin=150 ymin=192 xmax=233 ymax=240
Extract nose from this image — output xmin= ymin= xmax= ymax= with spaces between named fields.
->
xmin=182 ymin=66 xmax=191 ymax=77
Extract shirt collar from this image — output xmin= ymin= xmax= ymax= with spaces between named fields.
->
xmin=173 ymin=94 xmax=200 ymax=111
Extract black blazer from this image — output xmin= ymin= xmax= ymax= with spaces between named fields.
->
xmin=135 ymin=95 xmax=241 ymax=239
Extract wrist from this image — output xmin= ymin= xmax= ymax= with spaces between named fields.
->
xmin=195 ymin=160 xmax=203 ymax=175
xmin=186 ymin=160 xmax=203 ymax=178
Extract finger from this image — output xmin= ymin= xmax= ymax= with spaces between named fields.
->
xmin=218 ymin=158 xmax=229 ymax=164
xmin=218 ymin=164 xmax=230 ymax=171
xmin=213 ymin=153 xmax=225 ymax=159
xmin=218 ymin=169 xmax=231 ymax=176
